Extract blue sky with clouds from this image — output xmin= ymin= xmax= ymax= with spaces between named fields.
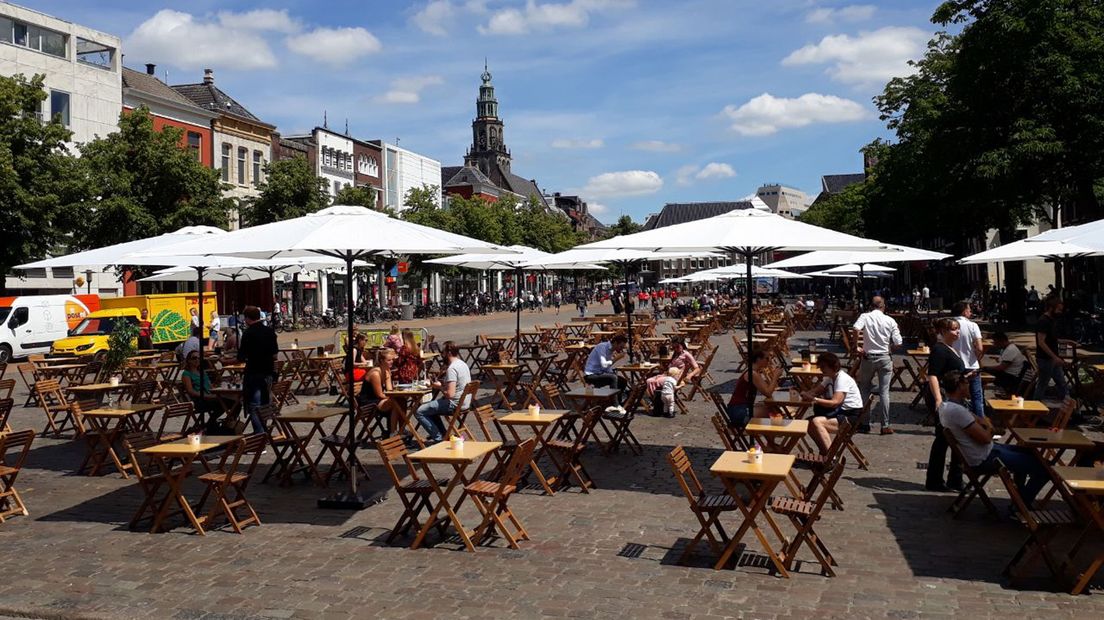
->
xmin=28 ymin=0 xmax=940 ymax=223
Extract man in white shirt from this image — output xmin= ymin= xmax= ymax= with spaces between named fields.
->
xmin=853 ymin=296 xmax=902 ymax=434
xmin=921 ymin=285 xmax=931 ymax=311
xmin=982 ymin=331 xmax=1026 ymax=394
xmin=951 ymin=301 xmax=985 ymax=416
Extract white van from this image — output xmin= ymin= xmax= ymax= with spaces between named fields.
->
xmin=0 ymin=294 xmax=99 ymax=362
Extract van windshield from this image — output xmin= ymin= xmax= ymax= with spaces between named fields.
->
xmin=0 ymin=308 xmax=9 ymax=324
xmin=69 ymin=316 xmax=138 ymax=337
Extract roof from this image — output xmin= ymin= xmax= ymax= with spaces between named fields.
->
xmin=821 ymin=173 xmax=866 ymax=194
xmin=440 ymin=166 xmax=463 ymax=187
xmin=171 ymin=82 xmax=274 ymax=129
xmin=494 ymin=169 xmax=548 ymax=207
xmin=642 ymin=201 xmax=757 ymax=230
xmin=122 ymin=68 xmax=212 ymax=115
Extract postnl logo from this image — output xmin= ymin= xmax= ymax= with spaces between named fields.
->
xmin=64 ymin=298 xmax=91 ymax=329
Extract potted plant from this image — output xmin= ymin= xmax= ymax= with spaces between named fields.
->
xmin=101 ymin=320 xmax=139 ymax=383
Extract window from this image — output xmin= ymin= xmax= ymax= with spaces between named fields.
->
xmin=49 ymin=90 xmax=69 ymax=127
xmin=186 ymin=132 xmax=201 ymax=161
xmin=75 ymin=37 xmax=114 ymax=69
xmin=237 ymin=147 xmax=247 ymax=184
xmin=4 ymin=20 xmax=67 ymax=57
xmin=0 ymin=17 xmax=11 ymax=43
xmin=220 ymin=143 xmax=231 ymax=182
xmin=13 ymin=21 xmax=27 ymax=46
xmin=252 ymin=150 xmax=262 ymax=187
xmin=323 ymin=148 xmax=332 ymax=168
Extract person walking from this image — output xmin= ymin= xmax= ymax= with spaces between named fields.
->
xmin=951 ymin=301 xmax=985 ymax=417
xmin=1033 ymin=296 xmax=1069 ymax=400
xmin=921 ymin=285 xmax=931 ymax=311
xmin=853 ymin=296 xmax=902 ymax=434
xmin=238 ymin=306 xmax=279 ymax=434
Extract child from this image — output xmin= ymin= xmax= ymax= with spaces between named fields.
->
xmin=384 ymin=325 xmax=402 ymax=351
xmin=647 ymin=367 xmax=682 ymax=418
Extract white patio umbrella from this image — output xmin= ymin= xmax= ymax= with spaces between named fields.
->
xmin=132 ymin=205 xmax=514 ymax=510
xmin=819 ymin=263 xmax=896 ymax=274
xmin=577 ymin=209 xmax=889 ymax=364
xmin=807 ymin=270 xmax=891 ymax=279
xmin=1028 ymin=219 xmax=1104 ymax=249
xmin=763 ymin=243 xmax=948 ymax=269
xmin=693 ymin=264 xmax=812 ymax=280
xmin=957 ymin=238 xmax=1103 ymax=264
xmin=426 ymin=245 xmax=604 ymax=347
xmin=525 ymin=248 xmax=722 ymax=360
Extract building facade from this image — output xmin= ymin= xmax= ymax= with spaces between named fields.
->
xmin=122 ymin=65 xmax=216 ymax=168
xmin=756 ymin=184 xmax=809 ymax=220
xmin=173 ymin=69 xmax=275 ymax=228
xmin=375 ymin=140 xmax=442 ymax=212
xmin=547 ymin=193 xmax=607 ymax=240
xmin=0 ymin=3 xmax=121 ymax=145
xmin=352 ymin=137 xmax=383 ymax=209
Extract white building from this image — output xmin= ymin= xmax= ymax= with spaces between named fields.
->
xmin=284 ymin=126 xmax=355 ymax=200
xmin=0 ymin=3 xmax=121 ymax=145
xmin=756 ymin=184 xmax=810 ymax=220
xmin=376 ymin=141 xmax=442 ymax=212
xmin=0 ymin=3 xmax=122 ymax=295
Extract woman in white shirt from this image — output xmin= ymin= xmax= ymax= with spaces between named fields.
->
xmin=208 ymin=310 xmax=221 ymax=349
xmin=800 ymin=352 xmax=865 ymax=453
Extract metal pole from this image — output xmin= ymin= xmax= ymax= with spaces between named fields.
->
xmin=744 ymin=252 xmax=753 ymax=364
xmin=196 ymin=267 xmax=206 ymax=396
xmin=625 ymin=260 xmax=634 ymax=362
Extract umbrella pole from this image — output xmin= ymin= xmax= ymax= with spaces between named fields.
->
xmin=625 ymin=261 xmax=634 ymax=362
xmin=859 ymin=263 xmax=865 ymax=306
xmin=196 ymin=267 xmax=206 ymax=397
xmin=744 ymin=252 xmax=753 ymax=366
xmin=515 ymin=267 xmax=522 ymax=355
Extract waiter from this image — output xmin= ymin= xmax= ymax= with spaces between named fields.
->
xmin=853 ymin=296 xmax=902 ymax=435
xmin=238 ymin=305 xmax=279 ymax=434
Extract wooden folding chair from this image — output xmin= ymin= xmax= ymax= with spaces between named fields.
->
xmin=0 ymin=398 xmax=13 ymax=434
xmin=540 ymin=384 xmax=580 ymax=440
xmin=376 ymin=435 xmax=448 ymax=543
xmin=255 ymin=404 xmax=301 ymax=485
xmin=17 ymin=363 xmax=39 ymax=407
xmin=443 ymin=380 xmax=481 ymax=438
xmin=121 ymin=431 xmax=178 ymax=529
xmin=157 ymin=402 xmax=201 ymax=442
xmin=197 ymin=433 xmax=266 ymax=533
xmin=466 ymin=437 xmax=538 ymax=549
xmin=128 ymin=379 xmax=160 ymax=404
xmin=0 ymin=379 xmax=15 ymax=401
xmin=601 ymin=382 xmax=644 ymax=455
xmin=544 ymin=408 xmax=601 ymax=493
xmin=0 ymin=362 xmax=5 ymax=381
xmin=667 ymin=444 xmax=739 ymax=563
xmin=997 ymin=462 xmax=1078 ymax=585
xmin=943 ymin=428 xmax=999 ymax=519
xmin=794 ymin=419 xmax=856 ymax=511
xmin=34 ymin=379 xmax=74 ymax=437
xmin=270 ymin=380 xmax=296 ymax=411
xmin=320 ymin=403 xmax=377 ymax=485
xmin=0 ymin=429 xmax=34 ymax=522
xmin=769 ymin=458 xmax=846 ymax=576
xmin=296 ymin=358 xmax=328 ymax=395
xmin=706 ymin=390 xmax=750 ymax=450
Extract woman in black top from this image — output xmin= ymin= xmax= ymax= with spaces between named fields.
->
xmin=925 ymin=318 xmax=967 ymax=491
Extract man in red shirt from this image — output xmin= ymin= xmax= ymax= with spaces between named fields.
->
xmin=137 ymin=309 xmax=153 ymax=350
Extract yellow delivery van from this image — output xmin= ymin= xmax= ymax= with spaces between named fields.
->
xmin=51 ymin=292 xmax=217 ymax=356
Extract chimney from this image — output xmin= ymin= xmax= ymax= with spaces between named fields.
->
xmin=203 ymin=68 xmax=214 ymax=85
xmin=145 ymin=63 xmax=156 ymax=75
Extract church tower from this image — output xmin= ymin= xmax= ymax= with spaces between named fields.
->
xmin=464 ymin=62 xmax=511 ymax=177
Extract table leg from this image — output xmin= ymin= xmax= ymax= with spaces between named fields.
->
xmin=713 ymin=476 xmax=790 ymax=577
xmin=507 ymin=423 xmax=555 ymax=495
xmin=150 ymin=454 xmax=206 ymax=535
xmin=411 ymin=460 xmax=477 ymax=551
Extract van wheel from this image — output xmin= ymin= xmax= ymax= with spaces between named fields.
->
xmin=0 ymin=344 xmax=11 ymax=364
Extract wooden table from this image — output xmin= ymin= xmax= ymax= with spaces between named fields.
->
xmin=710 ymin=452 xmax=795 ymax=576
xmin=906 ymin=349 xmax=930 ymax=408
xmin=498 ymin=410 xmax=568 ymax=495
xmin=80 ymin=403 xmax=163 ymax=477
xmin=1054 ymin=466 xmax=1104 ymax=594
xmin=385 ymin=386 xmax=433 ymax=447
xmin=788 ymin=367 xmax=823 ymax=393
xmin=408 ymin=440 xmax=501 ymax=552
xmin=482 ymin=362 xmax=524 ymax=408
xmin=763 ymin=391 xmax=814 ymax=420
xmin=276 ymin=406 xmax=346 ymax=486
xmin=66 ymin=382 xmax=134 ymax=402
xmin=744 ymin=419 xmax=809 ymax=454
xmin=615 ymin=363 xmax=661 ymax=384
xmin=1010 ymin=427 xmax=1095 ymax=465
xmin=210 ymin=386 xmax=245 ymax=419
xmin=141 ymin=435 xmax=242 ymax=535
xmin=456 ymin=343 xmax=486 ymax=372
xmin=987 ymin=399 xmax=1049 ymax=429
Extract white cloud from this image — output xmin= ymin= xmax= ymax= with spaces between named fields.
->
xmin=286 ymin=27 xmax=382 ymax=66
xmin=217 ymin=9 xmax=300 ymax=33
xmin=125 ymin=9 xmax=278 ymax=70
xmin=479 ymin=0 xmax=635 ymax=36
xmin=376 ymin=75 xmax=444 ymax=104
xmin=582 ymin=170 xmax=663 ymax=197
xmin=721 ymin=93 xmax=868 ymax=136
xmin=551 ymin=138 xmax=604 ymax=149
xmin=805 ymin=5 xmax=877 ymax=24
xmin=675 ymin=162 xmax=736 ymax=185
xmin=782 ymin=26 xmax=929 ymax=87
xmin=631 ymin=140 xmax=682 ymax=153
xmin=588 ymin=202 xmax=609 ymax=215
xmin=412 ymin=1 xmax=455 ymax=36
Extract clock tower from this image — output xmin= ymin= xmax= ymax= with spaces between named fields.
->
xmin=464 ymin=62 xmax=511 ymax=177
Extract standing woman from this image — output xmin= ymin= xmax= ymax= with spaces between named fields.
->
xmin=924 ymin=317 xmax=967 ymax=492
xmin=208 ymin=310 xmax=221 ymax=349
xmin=395 ymin=330 xmax=423 ymax=384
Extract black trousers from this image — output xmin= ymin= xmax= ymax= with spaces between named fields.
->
xmin=926 ymin=418 xmax=963 ymax=488
xmin=584 ymin=373 xmax=626 ymax=403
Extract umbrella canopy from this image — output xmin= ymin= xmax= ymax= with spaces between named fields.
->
xmin=693 ymin=264 xmax=811 ymax=280
xmin=763 ymin=243 xmax=948 ymax=269
xmin=137 ymin=256 xmax=363 ymax=282
xmin=131 ymin=204 xmax=514 ymax=511
xmin=1028 ymin=219 xmax=1104 ymax=250
xmin=17 ymin=225 xmax=228 ymax=269
xmin=578 ymin=208 xmax=889 ymax=369
xmin=957 ymin=238 xmax=1103 ymax=264
xmin=425 ymin=245 xmax=605 ymax=270
xmin=520 ymin=247 xmax=719 ymax=268
xmin=819 ymin=263 xmax=895 ymax=274
xmin=808 ymin=270 xmax=891 ymax=279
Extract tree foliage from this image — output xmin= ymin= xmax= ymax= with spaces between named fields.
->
xmin=242 ymin=155 xmax=330 ymax=226
xmin=65 ymin=107 xmax=232 ymax=250
xmin=800 ymin=182 xmax=866 ymax=237
xmin=334 ymin=184 xmax=378 ymax=210
xmin=603 ymin=214 xmax=641 ymax=239
xmin=0 ymin=74 xmax=82 ymax=292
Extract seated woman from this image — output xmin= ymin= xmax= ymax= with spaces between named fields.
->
xmin=802 ymin=352 xmax=864 ymax=454
xmin=181 ymin=351 xmax=226 ymax=432
xmin=395 ymin=330 xmax=423 ymax=384
xmin=666 ymin=338 xmax=700 ymax=385
xmin=345 ymin=333 xmax=371 ymax=383
xmin=359 ymin=348 xmax=405 ymax=436
xmin=726 ymin=349 xmax=778 ymax=427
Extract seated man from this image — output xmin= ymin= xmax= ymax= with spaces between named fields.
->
xmin=938 ymin=370 xmax=1048 ymax=506
xmin=414 ymin=342 xmax=471 ymax=443
xmin=981 ymin=332 xmax=1026 ymax=394
xmin=802 ymin=352 xmax=864 ymax=453
xmin=583 ymin=334 xmax=628 ymax=399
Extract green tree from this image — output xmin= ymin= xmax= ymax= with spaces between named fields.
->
xmin=64 ymin=107 xmax=232 ymax=250
xmin=800 ymin=182 xmax=867 ymax=237
xmin=517 ymin=196 xmax=581 ymax=252
xmin=0 ymin=74 xmax=84 ymax=293
xmin=402 ymin=185 xmax=457 ymax=232
xmin=334 ymin=184 xmax=378 ymax=210
xmin=242 ymin=155 xmax=329 ymax=226
xmin=604 ymin=214 xmax=641 ymax=238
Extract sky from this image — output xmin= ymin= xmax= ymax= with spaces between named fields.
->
xmin=26 ymin=0 xmax=942 ymax=223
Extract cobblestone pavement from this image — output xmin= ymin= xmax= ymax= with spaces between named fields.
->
xmin=2 ymin=307 xmax=1102 ymax=619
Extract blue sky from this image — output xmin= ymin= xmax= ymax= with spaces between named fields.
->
xmin=29 ymin=0 xmax=940 ymax=223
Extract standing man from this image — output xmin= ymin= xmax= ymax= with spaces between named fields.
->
xmin=853 ymin=296 xmax=902 ymax=434
xmin=921 ymin=285 xmax=931 ymax=311
xmin=951 ymin=301 xmax=985 ymax=417
xmin=238 ymin=305 xmax=278 ymax=434
xmin=137 ymin=309 xmax=153 ymax=351
xmin=1033 ymin=296 xmax=1069 ymax=400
